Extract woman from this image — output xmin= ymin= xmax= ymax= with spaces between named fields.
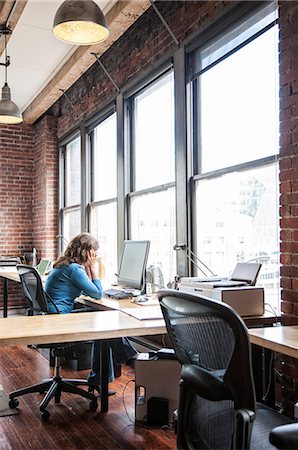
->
xmin=45 ymin=232 xmax=136 ymax=386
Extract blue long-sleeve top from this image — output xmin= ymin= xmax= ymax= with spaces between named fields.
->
xmin=45 ymin=263 xmax=103 ymax=314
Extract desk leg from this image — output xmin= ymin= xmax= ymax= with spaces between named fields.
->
xmin=3 ymin=278 xmax=8 ymax=318
xmin=99 ymin=340 xmax=109 ymax=413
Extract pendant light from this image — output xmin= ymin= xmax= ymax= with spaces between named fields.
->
xmin=0 ymin=27 xmax=22 ymax=124
xmin=53 ymin=0 xmax=109 ymax=46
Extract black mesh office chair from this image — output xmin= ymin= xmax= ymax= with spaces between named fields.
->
xmin=8 ymin=264 xmax=98 ymax=421
xmin=157 ymin=289 xmax=297 ymax=450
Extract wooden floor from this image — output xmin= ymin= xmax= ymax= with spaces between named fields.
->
xmin=0 ymin=346 xmax=176 ymax=450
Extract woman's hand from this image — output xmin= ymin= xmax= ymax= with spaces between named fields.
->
xmin=85 ymin=249 xmax=98 ymax=280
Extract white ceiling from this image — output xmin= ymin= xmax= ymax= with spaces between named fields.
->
xmin=0 ymin=0 xmax=117 ymax=113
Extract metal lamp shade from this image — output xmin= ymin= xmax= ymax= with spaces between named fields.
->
xmin=0 ymin=83 xmax=23 ymax=124
xmin=53 ymin=0 xmax=109 ymax=45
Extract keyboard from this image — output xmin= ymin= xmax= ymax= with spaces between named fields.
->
xmin=103 ymin=288 xmax=134 ymax=300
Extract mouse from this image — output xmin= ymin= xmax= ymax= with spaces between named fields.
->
xmin=136 ymin=296 xmax=149 ymax=303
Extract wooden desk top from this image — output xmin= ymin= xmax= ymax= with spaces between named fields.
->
xmin=248 ymin=325 xmax=298 ymax=359
xmin=0 ymin=310 xmax=166 ymax=347
xmin=0 ymin=267 xmax=19 ymax=283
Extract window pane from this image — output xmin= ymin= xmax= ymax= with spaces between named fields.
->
xmin=134 ymin=71 xmax=175 ymax=190
xmin=93 ymin=113 xmax=117 ymax=201
xmin=63 ymin=208 xmax=81 ymax=244
xmin=195 ymin=163 xmax=280 ymax=311
xmin=199 ymin=25 xmax=279 ymax=173
xmin=90 ymin=202 xmax=117 ymax=287
xmin=130 ymin=188 xmax=176 ymax=287
xmin=65 ymin=137 xmax=81 ymax=206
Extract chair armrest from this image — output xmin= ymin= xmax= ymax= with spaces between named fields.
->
xmin=233 ymin=408 xmax=255 ymax=449
xmin=181 ymin=364 xmax=229 ymax=401
xmin=269 ymin=423 xmax=298 ymax=449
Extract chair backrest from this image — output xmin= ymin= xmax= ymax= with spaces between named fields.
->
xmin=157 ymin=289 xmax=256 ymax=450
xmin=16 ymin=264 xmax=58 ymax=315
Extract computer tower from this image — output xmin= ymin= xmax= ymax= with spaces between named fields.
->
xmin=135 ymin=353 xmax=181 ymax=425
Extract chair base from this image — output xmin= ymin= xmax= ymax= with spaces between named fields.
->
xmin=9 ymin=375 xmax=99 ymax=421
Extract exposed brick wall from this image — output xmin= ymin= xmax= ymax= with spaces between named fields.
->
xmin=277 ymin=0 xmax=298 ymax=418
xmin=0 ymin=123 xmax=35 ymax=309
xmin=279 ymin=0 xmax=298 ymax=326
xmin=32 ymin=116 xmax=58 ymax=262
xmin=0 ymin=117 xmax=58 ymax=312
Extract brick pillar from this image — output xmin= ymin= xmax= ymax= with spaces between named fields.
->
xmin=279 ymin=0 xmax=298 ymax=326
xmin=32 ymin=115 xmax=58 ymax=262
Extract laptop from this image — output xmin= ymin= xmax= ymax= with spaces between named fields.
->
xmin=180 ymin=263 xmax=262 ymax=288
xmin=203 ymin=263 xmax=262 ymax=288
xmin=36 ymin=259 xmax=51 ymax=276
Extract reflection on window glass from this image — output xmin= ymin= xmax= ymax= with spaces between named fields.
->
xmin=63 ymin=208 xmax=81 ymax=244
xmin=200 ymin=25 xmax=279 ymax=173
xmin=196 ymin=163 xmax=280 ymax=311
xmin=65 ymin=137 xmax=81 ymax=206
xmin=134 ymin=71 xmax=175 ymax=190
xmin=90 ymin=202 xmax=117 ymax=286
xmin=93 ymin=113 xmax=117 ymax=201
xmin=130 ymin=188 xmax=176 ymax=287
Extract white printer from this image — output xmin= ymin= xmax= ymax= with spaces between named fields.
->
xmin=179 ymin=263 xmax=264 ymax=317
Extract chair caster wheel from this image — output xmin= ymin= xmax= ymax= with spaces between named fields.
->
xmin=89 ymin=399 xmax=98 ymax=412
xmin=9 ymin=398 xmax=19 ymax=409
xmin=41 ymin=410 xmax=50 ymax=421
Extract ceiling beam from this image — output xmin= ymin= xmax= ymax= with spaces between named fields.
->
xmin=0 ymin=0 xmax=28 ymax=55
xmin=23 ymin=0 xmax=152 ymax=124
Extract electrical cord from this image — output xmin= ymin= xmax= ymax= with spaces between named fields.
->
xmin=264 ymin=302 xmax=279 ymax=325
xmin=262 ymin=350 xmax=274 ymax=402
xmin=122 ymin=378 xmax=135 ymax=424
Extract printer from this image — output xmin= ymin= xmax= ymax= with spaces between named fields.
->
xmin=179 ymin=263 xmax=264 ymax=317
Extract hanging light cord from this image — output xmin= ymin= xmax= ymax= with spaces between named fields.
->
xmin=4 ymin=34 xmax=7 ymax=84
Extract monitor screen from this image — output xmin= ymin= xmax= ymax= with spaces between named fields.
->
xmin=36 ymin=259 xmax=51 ymax=276
xmin=117 ymin=240 xmax=150 ymax=291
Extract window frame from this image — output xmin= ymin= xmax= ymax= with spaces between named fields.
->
xmin=58 ymin=130 xmax=81 ymax=252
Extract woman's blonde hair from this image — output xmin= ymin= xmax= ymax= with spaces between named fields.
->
xmin=54 ymin=233 xmax=99 ymax=268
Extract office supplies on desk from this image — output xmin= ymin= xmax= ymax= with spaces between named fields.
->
xmin=179 ymin=284 xmax=264 ymax=317
xmin=180 ymin=262 xmax=262 ymax=288
xmin=103 ymin=288 xmax=136 ymax=299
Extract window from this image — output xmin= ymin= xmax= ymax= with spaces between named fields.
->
xmin=89 ymin=112 xmax=117 ymax=285
xmin=191 ymin=5 xmax=280 ymax=310
xmin=60 ymin=136 xmax=81 ymax=245
xmin=129 ymin=70 xmax=176 ymax=287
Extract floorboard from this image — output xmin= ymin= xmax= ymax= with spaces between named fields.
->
xmin=0 ymin=346 xmax=176 ymax=450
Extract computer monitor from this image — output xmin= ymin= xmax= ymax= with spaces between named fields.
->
xmin=117 ymin=240 xmax=150 ymax=292
xmin=36 ymin=259 xmax=51 ymax=276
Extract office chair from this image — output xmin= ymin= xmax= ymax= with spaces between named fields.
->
xmin=157 ymin=289 xmax=297 ymax=450
xmin=8 ymin=264 xmax=98 ymax=421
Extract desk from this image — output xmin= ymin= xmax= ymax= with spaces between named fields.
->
xmin=248 ymin=325 xmax=298 ymax=407
xmin=0 ymin=267 xmax=19 ymax=318
xmin=248 ymin=325 xmax=298 ymax=359
xmin=0 ymin=310 xmax=166 ymax=412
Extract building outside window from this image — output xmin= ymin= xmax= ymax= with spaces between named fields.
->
xmin=191 ymin=4 xmax=280 ymax=310
xmin=129 ymin=70 xmax=176 ymax=288
xmin=89 ymin=112 xmax=117 ymax=285
xmin=60 ymin=136 xmax=81 ymax=246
